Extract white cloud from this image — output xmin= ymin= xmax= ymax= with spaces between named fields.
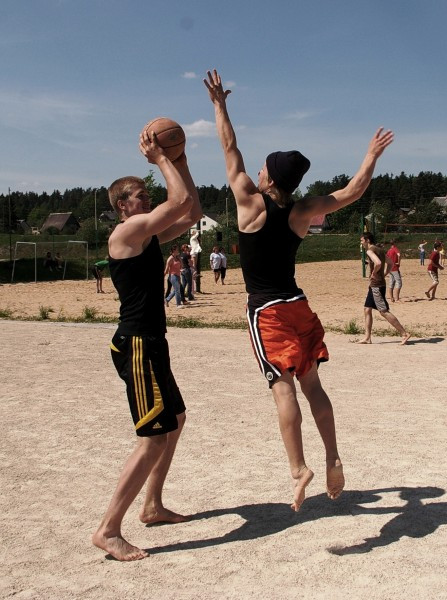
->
xmin=182 ymin=71 xmax=198 ymax=79
xmin=225 ymin=80 xmax=236 ymax=88
xmin=285 ymin=110 xmax=321 ymax=121
xmin=183 ymin=119 xmax=216 ymax=138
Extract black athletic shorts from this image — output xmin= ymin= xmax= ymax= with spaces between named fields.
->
xmin=110 ymin=332 xmax=185 ymax=437
xmin=364 ymin=286 xmax=389 ymax=312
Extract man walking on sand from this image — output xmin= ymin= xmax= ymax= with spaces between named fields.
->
xmin=386 ymin=239 xmax=402 ymax=302
xmin=92 ymin=130 xmax=201 ymax=561
xmin=204 ymin=68 xmax=394 ymax=511
xmin=425 ymin=241 xmax=444 ymax=300
xmin=358 ymin=232 xmax=410 ymax=345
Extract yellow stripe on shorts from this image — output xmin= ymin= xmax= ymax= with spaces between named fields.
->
xmin=131 ymin=336 xmax=164 ymax=431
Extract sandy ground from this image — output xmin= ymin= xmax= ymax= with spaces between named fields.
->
xmin=1 ymin=261 xmax=447 ymax=599
xmin=1 ymin=259 xmax=447 ymax=336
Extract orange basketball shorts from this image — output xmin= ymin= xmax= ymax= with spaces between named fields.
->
xmin=246 ymin=295 xmax=329 ymax=388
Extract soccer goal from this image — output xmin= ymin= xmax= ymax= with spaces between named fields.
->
xmin=62 ymin=240 xmax=89 ymax=280
xmin=11 ymin=242 xmax=37 ymax=283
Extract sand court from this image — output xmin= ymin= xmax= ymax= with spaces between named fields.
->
xmin=1 ymin=315 xmax=446 ymax=599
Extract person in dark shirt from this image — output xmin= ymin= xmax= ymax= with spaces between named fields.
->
xmin=358 ymin=232 xmax=410 ymax=344
xmin=425 ymin=242 xmax=444 ymax=300
xmin=204 ymin=68 xmax=393 ymax=512
xmin=92 ymin=129 xmax=201 ymax=561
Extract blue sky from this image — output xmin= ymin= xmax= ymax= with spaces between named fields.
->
xmin=1 ymin=0 xmax=446 ymax=196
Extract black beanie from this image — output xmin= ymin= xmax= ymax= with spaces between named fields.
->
xmin=266 ymin=150 xmax=311 ymax=193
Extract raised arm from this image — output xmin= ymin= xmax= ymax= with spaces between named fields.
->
xmin=291 ymin=128 xmax=394 ymax=237
xmin=204 ymin=69 xmax=264 ymax=228
xmin=157 ymin=153 xmax=202 ymax=244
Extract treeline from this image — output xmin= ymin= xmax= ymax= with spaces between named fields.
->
xmin=1 ymin=170 xmax=446 ymax=234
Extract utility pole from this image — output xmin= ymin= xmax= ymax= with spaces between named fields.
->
xmin=8 ymin=187 xmax=12 ymax=262
xmin=94 ymin=189 xmax=98 ymax=261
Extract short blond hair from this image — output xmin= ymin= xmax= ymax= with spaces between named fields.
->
xmin=108 ymin=176 xmax=145 ymax=215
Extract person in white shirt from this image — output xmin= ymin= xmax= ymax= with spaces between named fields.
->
xmin=210 ymin=246 xmax=222 ymax=283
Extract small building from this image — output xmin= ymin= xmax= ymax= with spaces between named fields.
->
xmin=41 ymin=212 xmax=80 ymax=234
xmin=199 ymin=213 xmax=219 ymax=233
xmin=16 ymin=220 xmax=32 ymax=233
xmin=99 ymin=211 xmax=117 ymax=223
xmin=308 ymin=214 xmax=329 ymax=234
xmin=433 ymin=196 xmax=447 ymax=213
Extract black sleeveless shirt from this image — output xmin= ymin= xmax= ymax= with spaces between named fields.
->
xmin=108 ymin=235 xmax=166 ymax=337
xmin=239 ymin=194 xmax=303 ymax=296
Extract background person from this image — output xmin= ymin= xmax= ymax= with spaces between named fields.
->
xmin=418 ymin=240 xmax=427 ymax=265
xmin=386 ymin=240 xmax=402 ymax=302
xmin=204 ymin=68 xmax=394 ymax=512
xmin=358 ymin=232 xmax=410 ymax=344
xmin=219 ymin=247 xmax=227 ymax=285
xmin=165 ymin=245 xmax=185 ymax=307
xmin=180 ymin=243 xmax=194 ymax=300
xmin=92 ymin=257 xmax=109 ymax=293
xmin=210 ymin=245 xmax=222 ymax=283
xmin=425 ymin=242 xmax=444 ymax=300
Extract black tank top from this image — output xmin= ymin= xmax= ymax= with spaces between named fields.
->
xmin=239 ymin=194 xmax=303 ymax=295
xmin=108 ymin=235 xmax=166 ymax=337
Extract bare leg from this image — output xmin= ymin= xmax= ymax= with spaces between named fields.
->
xmin=93 ymin=435 xmax=167 ymax=561
xmin=426 ymin=282 xmax=438 ymax=300
xmin=272 ymin=371 xmax=314 ymax=511
xmin=299 ymin=363 xmax=345 ymax=500
xmin=380 ymin=310 xmax=410 ymax=344
xmin=139 ymin=412 xmax=189 ymax=524
xmin=357 ymin=307 xmax=373 ymax=344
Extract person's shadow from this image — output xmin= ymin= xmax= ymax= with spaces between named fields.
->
xmin=328 ymin=486 xmax=447 ymax=555
xmin=145 ymin=486 xmax=446 ymax=555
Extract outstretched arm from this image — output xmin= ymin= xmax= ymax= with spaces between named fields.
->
xmin=291 ymin=128 xmax=394 ymax=237
xmin=157 ymin=153 xmax=202 ymax=244
xmin=204 ymin=69 xmax=264 ymax=230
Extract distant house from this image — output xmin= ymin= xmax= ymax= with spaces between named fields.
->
xmin=308 ymin=214 xmax=329 ymax=234
xmin=99 ymin=211 xmax=117 ymax=223
xmin=16 ymin=220 xmax=32 ymax=233
xmin=199 ymin=213 xmax=219 ymax=233
xmin=41 ymin=212 xmax=80 ymax=234
xmin=433 ymin=196 xmax=447 ymax=213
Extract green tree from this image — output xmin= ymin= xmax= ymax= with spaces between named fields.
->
xmin=77 ymin=217 xmax=109 ymax=245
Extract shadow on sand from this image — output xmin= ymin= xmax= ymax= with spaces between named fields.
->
xmin=145 ymin=486 xmax=446 ymax=556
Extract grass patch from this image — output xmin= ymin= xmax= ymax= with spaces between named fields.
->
xmin=0 ymin=307 xmax=13 ymax=318
xmin=342 ymin=318 xmax=362 ymax=335
xmin=167 ymin=317 xmax=247 ymax=329
xmin=38 ymin=305 xmax=54 ymax=320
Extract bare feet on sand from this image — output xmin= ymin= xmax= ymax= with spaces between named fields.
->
xmin=356 ymin=338 xmax=371 ymax=344
xmin=401 ymin=333 xmax=411 ymax=345
xmin=92 ymin=531 xmax=148 ymax=561
xmin=139 ymin=506 xmax=189 ymax=525
xmin=291 ymin=467 xmax=314 ymax=511
xmin=326 ymin=460 xmax=345 ymax=500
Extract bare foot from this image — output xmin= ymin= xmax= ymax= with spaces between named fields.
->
xmin=400 ymin=333 xmax=411 ymax=345
xmin=326 ymin=460 xmax=345 ymax=500
xmin=290 ymin=467 xmax=314 ymax=512
xmin=356 ymin=338 xmax=371 ymax=344
xmin=139 ymin=506 xmax=189 ymax=525
xmin=92 ymin=531 xmax=148 ymax=561
xmin=424 ymin=292 xmax=430 ymax=299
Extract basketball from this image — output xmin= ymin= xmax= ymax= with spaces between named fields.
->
xmin=142 ymin=117 xmax=186 ymax=161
